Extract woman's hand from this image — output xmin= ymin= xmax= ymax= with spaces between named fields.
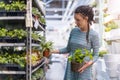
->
xmin=49 ymin=49 xmax=60 ymax=56
xmin=50 ymin=49 xmax=60 ymax=53
xmin=63 ymin=53 xmax=69 ymax=58
xmin=78 ymin=61 xmax=93 ymax=73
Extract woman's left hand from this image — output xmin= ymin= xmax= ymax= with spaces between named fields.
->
xmin=78 ymin=61 xmax=93 ymax=73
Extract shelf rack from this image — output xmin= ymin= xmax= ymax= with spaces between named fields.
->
xmin=0 ymin=0 xmax=46 ymax=80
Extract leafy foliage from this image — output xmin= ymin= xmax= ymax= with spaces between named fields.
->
xmin=2 ymin=1 xmax=26 ymax=11
xmin=68 ymin=48 xmax=93 ymax=63
xmin=40 ymin=40 xmax=53 ymax=53
xmin=0 ymin=2 xmax=5 ymax=10
xmin=105 ymin=21 xmax=119 ymax=32
xmin=0 ymin=28 xmax=42 ymax=40
xmin=99 ymin=50 xmax=107 ymax=57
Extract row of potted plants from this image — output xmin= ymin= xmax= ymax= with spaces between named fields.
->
xmin=0 ymin=27 xmax=54 ymax=58
xmin=0 ymin=1 xmax=26 ymax=16
xmin=0 ymin=28 xmax=42 ymax=40
xmin=0 ymin=1 xmax=46 ymax=24
xmin=0 ymin=48 xmax=44 ymax=68
xmin=0 ymin=1 xmax=26 ymax=11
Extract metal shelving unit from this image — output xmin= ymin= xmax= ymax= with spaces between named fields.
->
xmin=0 ymin=0 xmax=46 ymax=80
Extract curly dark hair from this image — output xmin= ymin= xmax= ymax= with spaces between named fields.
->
xmin=74 ymin=5 xmax=94 ymax=43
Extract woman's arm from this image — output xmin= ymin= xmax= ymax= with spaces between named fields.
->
xmin=78 ymin=60 xmax=93 ymax=73
xmin=51 ymin=49 xmax=60 ymax=53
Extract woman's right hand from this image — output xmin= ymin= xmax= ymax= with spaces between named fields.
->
xmin=62 ymin=53 xmax=69 ymax=58
xmin=50 ymin=49 xmax=60 ymax=53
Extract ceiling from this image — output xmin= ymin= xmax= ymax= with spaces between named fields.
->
xmin=42 ymin=0 xmax=94 ymax=28
xmin=43 ymin=0 xmax=94 ymax=21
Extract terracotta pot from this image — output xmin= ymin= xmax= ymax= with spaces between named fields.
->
xmin=71 ymin=61 xmax=84 ymax=72
xmin=43 ymin=49 xmax=50 ymax=58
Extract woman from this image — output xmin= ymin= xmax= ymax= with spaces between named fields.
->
xmin=51 ymin=5 xmax=100 ymax=80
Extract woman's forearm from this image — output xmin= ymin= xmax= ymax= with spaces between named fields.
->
xmin=78 ymin=60 xmax=93 ymax=73
xmin=51 ymin=49 xmax=60 ymax=53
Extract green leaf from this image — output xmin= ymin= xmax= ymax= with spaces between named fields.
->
xmin=68 ymin=48 xmax=93 ymax=63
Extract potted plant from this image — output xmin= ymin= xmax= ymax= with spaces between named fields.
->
xmin=0 ymin=1 xmax=5 ymax=12
xmin=68 ymin=48 xmax=93 ymax=72
xmin=40 ymin=41 xmax=53 ymax=58
xmin=99 ymin=50 xmax=107 ymax=58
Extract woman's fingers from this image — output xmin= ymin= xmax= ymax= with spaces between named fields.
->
xmin=78 ymin=68 xmax=84 ymax=73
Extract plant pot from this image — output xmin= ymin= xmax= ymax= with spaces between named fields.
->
xmin=71 ymin=61 xmax=84 ymax=72
xmin=43 ymin=49 xmax=50 ymax=58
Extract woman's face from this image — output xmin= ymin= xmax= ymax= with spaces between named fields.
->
xmin=74 ymin=13 xmax=88 ymax=30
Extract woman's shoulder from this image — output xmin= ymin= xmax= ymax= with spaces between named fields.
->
xmin=71 ymin=27 xmax=79 ymax=32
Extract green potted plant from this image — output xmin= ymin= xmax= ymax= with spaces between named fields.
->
xmin=68 ymin=48 xmax=93 ymax=72
xmin=99 ymin=50 xmax=107 ymax=58
xmin=40 ymin=41 xmax=53 ymax=58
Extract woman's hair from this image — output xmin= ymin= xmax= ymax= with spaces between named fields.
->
xmin=74 ymin=5 xmax=94 ymax=43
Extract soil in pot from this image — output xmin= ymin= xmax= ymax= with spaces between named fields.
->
xmin=71 ymin=61 xmax=84 ymax=72
xmin=43 ymin=49 xmax=50 ymax=58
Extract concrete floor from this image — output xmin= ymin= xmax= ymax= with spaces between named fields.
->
xmin=45 ymin=54 xmax=67 ymax=80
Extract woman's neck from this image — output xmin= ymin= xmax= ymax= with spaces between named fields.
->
xmin=80 ymin=25 xmax=88 ymax=32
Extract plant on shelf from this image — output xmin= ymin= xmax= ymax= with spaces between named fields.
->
xmin=39 ymin=16 xmax=46 ymax=24
xmin=68 ymin=48 xmax=93 ymax=72
xmin=31 ymin=32 xmax=40 ymax=40
xmin=99 ymin=50 xmax=107 ymax=58
xmin=5 ymin=1 xmax=26 ymax=11
xmin=32 ymin=7 xmax=41 ymax=17
xmin=32 ymin=68 xmax=44 ymax=80
xmin=105 ymin=20 xmax=119 ymax=32
xmin=0 ymin=28 xmax=8 ymax=37
xmin=0 ymin=2 xmax=5 ymax=11
xmin=40 ymin=38 xmax=53 ymax=58
xmin=32 ymin=7 xmax=46 ymax=24
xmin=7 ymin=29 xmax=27 ymax=39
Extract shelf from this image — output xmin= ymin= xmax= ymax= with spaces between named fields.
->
xmin=0 ymin=43 xmax=40 ymax=47
xmin=0 ymin=58 xmax=46 ymax=75
xmin=0 ymin=0 xmax=46 ymax=79
xmin=0 ymin=71 xmax=25 ymax=74
xmin=32 ymin=57 xmax=45 ymax=73
xmin=104 ymin=28 xmax=120 ymax=41
xmin=0 ymin=16 xmax=25 ymax=20
xmin=0 ymin=16 xmax=45 ymax=31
